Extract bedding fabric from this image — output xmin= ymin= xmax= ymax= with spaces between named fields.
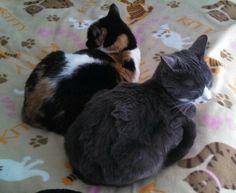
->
xmin=0 ymin=0 xmax=236 ymax=193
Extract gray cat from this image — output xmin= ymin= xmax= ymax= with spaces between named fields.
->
xmin=65 ymin=35 xmax=213 ymax=186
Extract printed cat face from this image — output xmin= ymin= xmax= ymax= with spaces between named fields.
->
xmin=86 ymin=4 xmax=137 ymax=52
xmin=155 ymin=35 xmax=213 ymax=104
xmin=68 ymin=17 xmax=96 ymax=30
xmin=185 ymin=171 xmax=220 ymax=193
xmin=152 ymin=24 xmax=171 ymax=39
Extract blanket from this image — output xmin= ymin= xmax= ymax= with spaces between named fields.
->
xmin=0 ymin=0 xmax=236 ymax=193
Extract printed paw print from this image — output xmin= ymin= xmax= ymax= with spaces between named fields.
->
xmin=153 ymin=51 xmax=165 ymax=62
xmin=101 ymin=4 xmax=110 ymax=11
xmin=0 ymin=73 xmax=7 ymax=84
xmin=29 ymin=135 xmax=48 ymax=148
xmin=220 ymin=49 xmax=233 ymax=61
xmin=47 ymin=15 xmax=60 ymax=21
xmin=0 ymin=36 xmax=10 ymax=46
xmin=167 ymin=1 xmax=180 ymax=8
xmin=215 ymin=93 xmax=233 ymax=109
xmin=21 ymin=39 xmax=35 ymax=49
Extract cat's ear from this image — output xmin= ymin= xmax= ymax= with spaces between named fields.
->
xmin=161 ymin=55 xmax=178 ymax=71
xmin=107 ymin=4 xmax=120 ymax=18
xmin=189 ymin=35 xmax=208 ymax=58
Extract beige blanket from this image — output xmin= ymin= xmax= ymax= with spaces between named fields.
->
xmin=0 ymin=0 xmax=236 ymax=193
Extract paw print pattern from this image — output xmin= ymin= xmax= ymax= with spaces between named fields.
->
xmin=167 ymin=1 xmax=180 ymax=8
xmin=101 ymin=4 xmax=110 ymax=11
xmin=21 ymin=39 xmax=35 ymax=49
xmin=0 ymin=36 xmax=10 ymax=46
xmin=220 ymin=49 xmax=233 ymax=61
xmin=47 ymin=15 xmax=60 ymax=21
xmin=153 ymin=51 xmax=165 ymax=62
xmin=29 ymin=135 xmax=48 ymax=148
xmin=0 ymin=73 xmax=8 ymax=84
xmin=215 ymin=93 xmax=233 ymax=109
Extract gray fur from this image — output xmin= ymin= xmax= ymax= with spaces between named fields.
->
xmin=65 ymin=35 xmax=213 ymax=186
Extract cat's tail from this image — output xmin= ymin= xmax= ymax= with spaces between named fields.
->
xmin=178 ymin=142 xmax=221 ymax=168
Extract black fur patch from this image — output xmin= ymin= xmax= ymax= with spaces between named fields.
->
xmin=86 ymin=4 xmax=137 ymax=51
xmin=38 ymin=61 xmax=121 ymax=134
xmin=122 ymin=59 xmax=135 ymax=72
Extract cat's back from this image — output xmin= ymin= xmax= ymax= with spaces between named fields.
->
xmin=22 ymin=49 xmax=120 ymax=134
xmin=67 ymin=82 xmax=162 ymax=140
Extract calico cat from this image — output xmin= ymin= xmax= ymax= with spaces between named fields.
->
xmin=22 ymin=4 xmax=141 ymax=135
xmin=65 ymin=35 xmax=213 ymax=186
xmin=179 ymin=142 xmax=236 ymax=193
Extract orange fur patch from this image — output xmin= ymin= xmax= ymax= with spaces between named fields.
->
xmin=23 ymin=77 xmax=55 ymax=125
xmin=107 ymin=34 xmax=129 ymax=52
xmin=109 ymin=51 xmax=135 ymax=82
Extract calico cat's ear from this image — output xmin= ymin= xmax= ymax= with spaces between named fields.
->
xmin=189 ymin=35 xmax=208 ymax=58
xmin=107 ymin=4 xmax=120 ymax=18
xmin=161 ymin=55 xmax=178 ymax=71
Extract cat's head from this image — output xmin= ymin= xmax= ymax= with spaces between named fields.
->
xmin=152 ymin=24 xmax=171 ymax=39
xmin=86 ymin=4 xmax=137 ymax=52
xmin=184 ymin=171 xmax=220 ymax=193
xmin=154 ymin=35 xmax=213 ymax=105
xmin=69 ymin=17 xmax=94 ymax=30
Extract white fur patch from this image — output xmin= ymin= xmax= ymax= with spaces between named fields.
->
xmin=60 ymin=54 xmax=102 ymax=77
xmin=129 ymin=47 xmax=141 ymax=82
xmin=49 ymin=54 xmax=102 ymax=88
xmin=194 ymin=87 xmax=212 ymax=104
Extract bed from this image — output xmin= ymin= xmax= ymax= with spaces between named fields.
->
xmin=1 ymin=0 xmax=236 ymax=193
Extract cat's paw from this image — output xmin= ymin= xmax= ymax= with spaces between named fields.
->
xmin=167 ymin=1 xmax=180 ymax=8
xmin=47 ymin=15 xmax=60 ymax=22
xmin=29 ymin=135 xmax=48 ymax=148
xmin=215 ymin=93 xmax=233 ymax=109
xmin=0 ymin=73 xmax=8 ymax=84
xmin=21 ymin=39 xmax=36 ymax=49
xmin=220 ymin=49 xmax=233 ymax=61
xmin=0 ymin=36 xmax=10 ymax=46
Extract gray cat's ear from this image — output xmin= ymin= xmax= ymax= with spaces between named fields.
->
xmin=107 ymin=4 xmax=120 ymax=18
xmin=161 ymin=55 xmax=178 ymax=71
xmin=189 ymin=35 xmax=208 ymax=58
